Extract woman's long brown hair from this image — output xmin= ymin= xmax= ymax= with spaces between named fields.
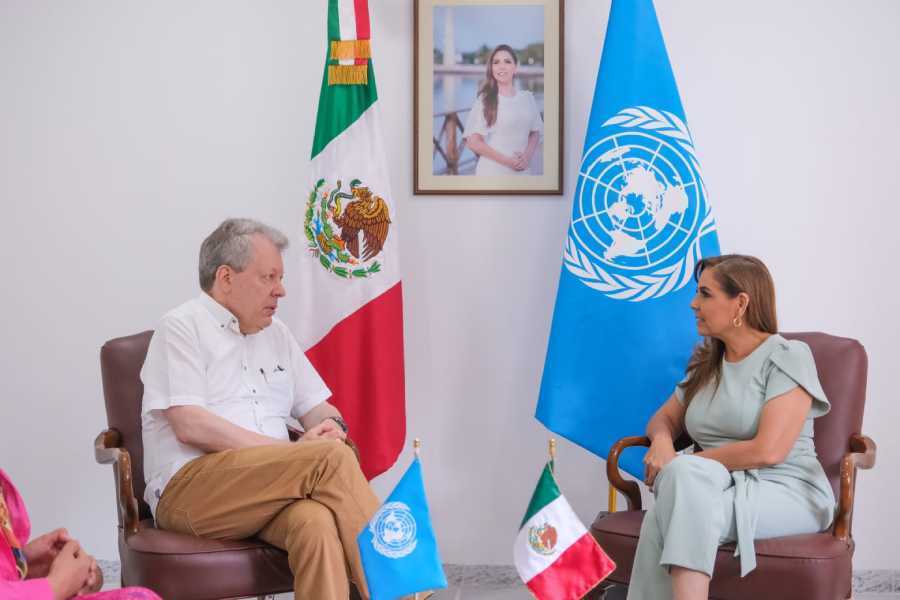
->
xmin=478 ymin=44 xmax=517 ymax=128
xmin=678 ymin=255 xmax=779 ymax=406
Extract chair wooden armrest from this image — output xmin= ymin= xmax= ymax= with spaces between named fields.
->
xmin=833 ymin=433 xmax=877 ymax=541
xmin=606 ymin=432 xmax=697 ymax=511
xmin=607 ymin=436 xmax=651 ymax=511
xmin=286 ymin=423 xmax=303 ymax=441
xmin=94 ymin=429 xmax=140 ymax=537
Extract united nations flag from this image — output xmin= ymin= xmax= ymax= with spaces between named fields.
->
xmin=536 ymin=0 xmax=720 ymax=478
xmin=357 ymin=452 xmax=447 ymax=599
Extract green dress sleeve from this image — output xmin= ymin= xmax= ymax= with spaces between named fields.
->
xmin=763 ymin=339 xmax=830 ymax=417
xmin=673 ymin=380 xmax=686 ymax=405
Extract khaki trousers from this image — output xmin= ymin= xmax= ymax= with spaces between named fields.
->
xmin=156 ymin=440 xmax=380 ymax=600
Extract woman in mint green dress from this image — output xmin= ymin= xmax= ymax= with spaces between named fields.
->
xmin=626 ymin=255 xmax=836 ymax=600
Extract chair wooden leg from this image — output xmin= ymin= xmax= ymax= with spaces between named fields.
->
xmin=585 ymin=582 xmax=622 ymax=600
xmin=595 ymin=583 xmax=628 ymax=600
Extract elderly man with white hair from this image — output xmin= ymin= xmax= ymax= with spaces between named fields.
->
xmin=140 ymin=218 xmax=379 ymax=600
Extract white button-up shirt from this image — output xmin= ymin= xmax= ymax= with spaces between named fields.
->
xmin=140 ymin=293 xmax=330 ymax=516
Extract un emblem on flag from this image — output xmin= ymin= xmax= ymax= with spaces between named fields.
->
xmin=565 ymin=106 xmax=717 ymax=302
xmin=369 ymin=501 xmax=418 ymax=559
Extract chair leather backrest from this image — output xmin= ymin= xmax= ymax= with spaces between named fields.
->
xmin=100 ymin=330 xmax=154 ymax=521
xmin=782 ymin=332 xmax=868 ymax=500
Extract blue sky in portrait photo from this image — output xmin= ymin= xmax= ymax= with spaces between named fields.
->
xmin=433 ymin=5 xmax=544 ymax=54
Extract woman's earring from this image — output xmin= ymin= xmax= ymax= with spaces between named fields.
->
xmin=732 ymin=316 xmax=743 ymax=328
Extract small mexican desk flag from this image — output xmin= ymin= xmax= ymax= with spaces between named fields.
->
xmin=514 ymin=463 xmax=615 ymax=600
xmin=292 ymin=0 xmax=405 ymax=480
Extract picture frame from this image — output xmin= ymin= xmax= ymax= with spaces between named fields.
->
xmin=414 ymin=0 xmax=564 ymax=195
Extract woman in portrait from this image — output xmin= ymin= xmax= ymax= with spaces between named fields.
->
xmin=626 ymin=255 xmax=836 ymax=600
xmin=1 ymin=468 xmax=161 ymax=600
xmin=463 ymin=44 xmax=544 ymax=175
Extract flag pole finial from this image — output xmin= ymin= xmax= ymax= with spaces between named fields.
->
xmin=414 ymin=437 xmax=421 ymax=457
xmin=549 ymin=438 xmax=556 ymax=462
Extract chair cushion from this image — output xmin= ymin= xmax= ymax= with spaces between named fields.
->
xmin=591 ymin=511 xmax=853 ymax=600
xmin=120 ymin=520 xmax=293 ymax=600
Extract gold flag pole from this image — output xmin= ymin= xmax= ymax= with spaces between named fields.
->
xmin=412 ymin=438 xmax=434 ymax=600
xmin=608 ymin=484 xmax=617 ymax=512
xmin=413 ymin=438 xmax=421 ymax=600
xmin=548 ymin=438 xmax=557 ymax=473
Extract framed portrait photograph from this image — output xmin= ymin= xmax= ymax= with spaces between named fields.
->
xmin=414 ymin=0 xmax=564 ymax=195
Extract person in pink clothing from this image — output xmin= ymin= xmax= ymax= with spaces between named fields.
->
xmin=1 ymin=469 xmax=160 ymax=600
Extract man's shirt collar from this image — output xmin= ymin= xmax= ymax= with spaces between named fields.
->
xmin=198 ymin=292 xmax=242 ymax=334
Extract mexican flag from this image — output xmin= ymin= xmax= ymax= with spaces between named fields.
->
xmin=292 ymin=0 xmax=404 ymax=479
xmin=514 ymin=463 xmax=616 ymax=600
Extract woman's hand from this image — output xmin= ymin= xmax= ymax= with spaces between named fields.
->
xmin=644 ymin=436 xmax=677 ymax=488
xmin=510 ymin=152 xmax=529 ymax=171
xmin=643 ymin=394 xmax=686 ymax=487
xmin=466 ymin=133 xmax=530 ymax=171
xmin=497 ymin=153 xmax=524 ymax=171
xmin=77 ymin=556 xmax=104 ymax=595
xmin=23 ymin=528 xmax=71 ymax=578
xmin=47 ymin=540 xmax=92 ymax=600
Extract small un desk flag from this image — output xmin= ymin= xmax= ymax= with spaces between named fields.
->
xmin=357 ymin=445 xmax=447 ymax=600
xmin=536 ymin=0 xmax=720 ymax=478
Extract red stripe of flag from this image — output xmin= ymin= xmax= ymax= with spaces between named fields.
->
xmin=353 ymin=0 xmax=370 ymax=39
xmin=526 ymin=535 xmax=616 ymax=600
xmin=353 ymin=0 xmax=370 ymax=65
xmin=305 ymin=282 xmax=405 ymax=480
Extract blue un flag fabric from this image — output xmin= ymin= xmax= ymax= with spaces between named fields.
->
xmin=357 ymin=456 xmax=448 ymax=600
xmin=536 ymin=0 xmax=720 ymax=479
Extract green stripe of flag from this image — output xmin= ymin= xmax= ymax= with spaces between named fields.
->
xmin=327 ymin=0 xmax=340 ymax=42
xmin=519 ymin=462 xmax=561 ymax=528
xmin=311 ymin=1 xmax=379 ymax=159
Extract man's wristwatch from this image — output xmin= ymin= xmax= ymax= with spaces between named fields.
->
xmin=328 ymin=416 xmax=349 ymax=434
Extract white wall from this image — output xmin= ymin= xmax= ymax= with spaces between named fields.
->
xmin=1 ymin=0 xmax=897 ymax=570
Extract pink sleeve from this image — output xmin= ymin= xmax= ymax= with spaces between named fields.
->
xmin=0 ymin=469 xmax=32 ymax=543
xmin=0 ymin=577 xmax=55 ymax=600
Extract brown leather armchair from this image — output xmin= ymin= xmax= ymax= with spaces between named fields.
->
xmin=590 ymin=332 xmax=876 ymax=600
xmin=94 ymin=331 xmax=293 ymax=600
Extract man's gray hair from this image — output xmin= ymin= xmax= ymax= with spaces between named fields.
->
xmin=199 ymin=218 xmax=289 ymax=291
